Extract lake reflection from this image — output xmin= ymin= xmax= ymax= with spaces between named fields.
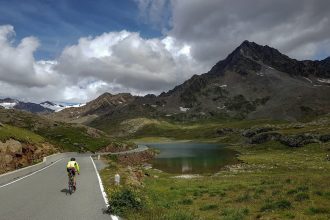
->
xmin=146 ymin=143 xmax=237 ymax=174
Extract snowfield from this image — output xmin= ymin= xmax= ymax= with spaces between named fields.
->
xmin=40 ymin=102 xmax=86 ymax=112
xmin=0 ymin=102 xmax=17 ymax=109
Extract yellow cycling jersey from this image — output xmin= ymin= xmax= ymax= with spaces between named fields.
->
xmin=67 ymin=161 xmax=80 ymax=173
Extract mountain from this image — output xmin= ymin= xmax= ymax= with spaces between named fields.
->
xmin=40 ymin=101 xmax=66 ymax=112
xmin=0 ymin=98 xmax=53 ymax=114
xmin=48 ymin=93 xmax=135 ymax=123
xmin=157 ymin=41 xmax=330 ymax=118
xmin=51 ymin=41 xmax=330 ymax=130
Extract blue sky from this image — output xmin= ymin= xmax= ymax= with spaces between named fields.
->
xmin=0 ymin=0 xmax=164 ymax=59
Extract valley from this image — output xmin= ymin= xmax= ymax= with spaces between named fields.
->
xmin=1 ymin=41 xmax=330 ymax=219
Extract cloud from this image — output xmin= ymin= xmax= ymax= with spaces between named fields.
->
xmin=1 ymin=1 xmax=330 ymax=103
xmin=167 ymin=0 xmax=330 ymax=64
xmin=0 ymin=25 xmax=65 ymax=88
xmin=56 ymin=30 xmax=205 ymax=95
xmin=0 ymin=26 xmax=205 ymax=103
xmin=134 ymin=0 xmax=171 ymax=31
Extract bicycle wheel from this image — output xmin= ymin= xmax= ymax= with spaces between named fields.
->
xmin=68 ymin=175 xmax=74 ymax=195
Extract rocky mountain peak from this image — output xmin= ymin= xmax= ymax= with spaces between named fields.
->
xmin=236 ymin=40 xmax=288 ymax=62
xmin=40 ymin=101 xmax=55 ymax=106
xmin=209 ymin=41 xmax=330 ymax=78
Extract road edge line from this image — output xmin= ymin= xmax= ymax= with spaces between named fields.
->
xmin=90 ymin=156 xmax=109 ymax=206
xmin=0 ymin=158 xmax=64 ymax=188
xmin=90 ymin=156 xmax=120 ymax=220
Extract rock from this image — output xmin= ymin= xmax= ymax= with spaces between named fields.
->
xmin=0 ymin=139 xmax=23 ymax=154
xmin=4 ymin=154 xmax=13 ymax=164
xmin=250 ymin=132 xmax=282 ymax=144
xmin=216 ymin=128 xmax=234 ymax=136
xmin=280 ymin=134 xmax=318 ymax=147
xmin=6 ymin=139 xmax=23 ymax=154
xmin=320 ymin=134 xmax=330 ymax=143
xmin=0 ymin=143 xmax=6 ymax=153
xmin=242 ymin=127 xmax=275 ymax=137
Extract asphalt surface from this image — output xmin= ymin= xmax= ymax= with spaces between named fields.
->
xmin=0 ymin=156 xmax=112 ymax=220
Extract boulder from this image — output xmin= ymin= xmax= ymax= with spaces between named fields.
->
xmin=4 ymin=154 xmax=13 ymax=164
xmin=242 ymin=127 xmax=275 ymax=137
xmin=280 ymin=134 xmax=318 ymax=147
xmin=320 ymin=134 xmax=330 ymax=143
xmin=0 ymin=142 xmax=7 ymax=153
xmin=6 ymin=139 xmax=23 ymax=154
xmin=216 ymin=128 xmax=234 ymax=136
xmin=250 ymin=132 xmax=282 ymax=144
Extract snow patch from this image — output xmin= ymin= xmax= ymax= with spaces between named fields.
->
xmin=219 ymin=84 xmax=227 ymax=88
xmin=172 ymin=174 xmax=201 ymax=179
xmin=256 ymin=72 xmax=264 ymax=76
xmin=0 ymin=102 xmax=17 ymax=109
xmin=41 ymin=102 xmax=86 ymax=112
xmin=317 ymin=78 xmax=330 ymax=84
xmin=303 ymin=77 xmax=313 ymax=84
xmin=179 ymin=107 xmax=189 ymax=112
xmin=151 ymin=105 xmax=157 ymax=108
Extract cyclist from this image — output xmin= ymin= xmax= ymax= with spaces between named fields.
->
xmin=66 ymin=158 xmax=80 ymax=191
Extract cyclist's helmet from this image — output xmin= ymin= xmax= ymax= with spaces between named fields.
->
xmin=70 ymin=158 xmax=76 ymax=161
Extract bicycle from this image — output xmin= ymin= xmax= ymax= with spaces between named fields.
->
xmin=68 ymin=171 xmax=75 ymax=195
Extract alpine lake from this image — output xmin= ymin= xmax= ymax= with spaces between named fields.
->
xmin=145 ymin=142 xmax=238 ymax=174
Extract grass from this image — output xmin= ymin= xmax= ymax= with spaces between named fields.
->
xmin=99 ymin=115 xmax=330 ymax=219
xmin=0 ymin=109 xmax=128 ymax=152
xmin=0 ymin=124 xmax=44 ymax=144
xmin=37 ymin=125 xmax=112 ymax=152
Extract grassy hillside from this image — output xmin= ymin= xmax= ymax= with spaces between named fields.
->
xmin=0 ymin=109 xmax=123 ymax=152
xmin=0 ymin=124 xmax=44 ymax=144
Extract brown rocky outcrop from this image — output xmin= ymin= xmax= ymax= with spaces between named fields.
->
xmin=0 ymin=139 xmax=57 ymax=174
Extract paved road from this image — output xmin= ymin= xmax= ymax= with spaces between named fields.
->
xmin=0 ymin=156 xmax=112 ymax=220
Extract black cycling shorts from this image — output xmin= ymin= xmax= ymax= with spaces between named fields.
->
xmin=67 ymin=168 xmax=76 ymax=176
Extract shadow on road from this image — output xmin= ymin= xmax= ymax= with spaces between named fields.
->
xmin=60 ymin=188 xmax=70 ymax=194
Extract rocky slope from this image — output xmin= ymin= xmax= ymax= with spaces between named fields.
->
xmin=48 ymin=92 xmax=135 ymax=123
xmin=0 ymin=123 xmax=57 ymax=174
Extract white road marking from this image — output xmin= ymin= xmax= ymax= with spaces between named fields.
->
xmin=0 ymin=158 xmax=64 ymax=189
xmin=90 ymin=156 xmax=120 ymax=220
xmin=90 ymin=156 xmax=109 ymax=206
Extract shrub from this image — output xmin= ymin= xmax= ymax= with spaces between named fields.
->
xmin=297 ymin=186 xmax=309 ymax=192
xmin=307 ymin=207 xmax=329 ymax=215
xmin=105 ymin=188 xmax=143 ymax=216
xmin=221 ymin=208 xmax=249 ymax=220
xmin=161 ymin=211 xmax=197 ymax=220
xmin=287 ymin=189 xmax=298 ymax=195
xmin=261 ymin=200 xmax=292 ymax=212
xmin=313 ymin=191 xmax=323 ymax=196
xmin=200 ymin=204 xmax=218 ymax=211
xmin=283 ymin=213 xmax=295 ymax=219
xmin=294 ymin=192 xmax=309 ymax=201
xmin=179 ymin=198 xmax=193 ymax=205
xmin=235 ymin=194 xmax=251 ymax=202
